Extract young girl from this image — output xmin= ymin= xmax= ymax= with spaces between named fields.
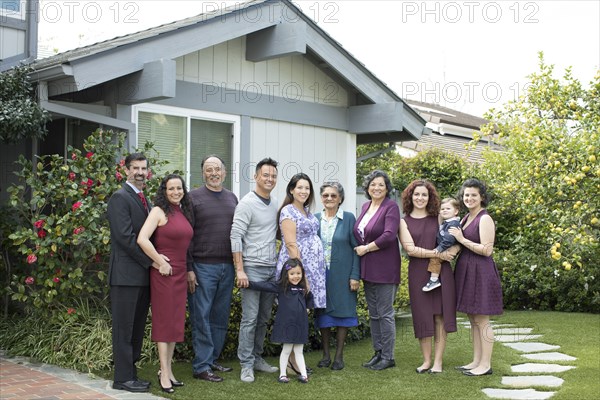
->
xmin=248 ymin=258 xmax=314 ymax=383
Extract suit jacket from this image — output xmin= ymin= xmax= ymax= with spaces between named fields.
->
xmin=353 ymin=197 xmax=401 ymax=284
xmin=107 ymin=183 xmax=153 ymax=286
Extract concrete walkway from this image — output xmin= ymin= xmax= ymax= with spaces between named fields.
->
xmin=479 ymin=321 xmax=577 ymax=400
xmin=0 ymin=351 xmax=164 ymax=400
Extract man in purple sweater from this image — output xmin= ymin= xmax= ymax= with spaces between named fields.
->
xmin=188 ymin=155 xmax=238 ymax=382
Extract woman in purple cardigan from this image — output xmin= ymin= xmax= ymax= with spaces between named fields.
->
xmin=353 ymin=170 xmax=401 ymax=371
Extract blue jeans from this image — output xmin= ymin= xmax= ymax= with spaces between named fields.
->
xmin=237 ymin=265 xmax=276 ymax=369
xmin=189 ymin=262 xmax=235 ymax=374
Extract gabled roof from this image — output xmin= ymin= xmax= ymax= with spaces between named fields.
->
xmin=30 ymin=0 xmax=426 ymax=141
xmin=405 ymin=100 xmax=488 ymax=131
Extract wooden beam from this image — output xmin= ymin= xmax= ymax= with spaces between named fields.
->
xmin=246 ymin=21 xmax=307 ymax=62
xmin=116 ymin=59 xmax=176 ymax=105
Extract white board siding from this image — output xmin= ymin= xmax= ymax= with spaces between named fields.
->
xmin=250 ymin=118 xmax=356 ymax=212
xmin=175 ymin=37 xmax=348 ymax=107
xmin=0 ymin=26 xmax=25 ymax=59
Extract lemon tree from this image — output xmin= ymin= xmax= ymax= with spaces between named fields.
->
xmin=476 ymin=53 xmax=599 ymax=312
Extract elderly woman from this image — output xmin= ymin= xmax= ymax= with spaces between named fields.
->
xmin=314 ymin=182 xmax=360 ymax=371
xmin=399 ymin=180 xmax=457 ymax=374
xmin=137 ymin=174 xmax=193 ymax=393
xmin=353 ymin=170 xmax=401 ymax=371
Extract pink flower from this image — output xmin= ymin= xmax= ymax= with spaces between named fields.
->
xmin=72 ymin=201 xmax=82 ymax=212
xmin=25 ymin=276 xmax=35 ymax=285
xmin=119 ymin=159 xmax=126 ymax=167
xmin=37 ymin=229 xmax=47 ymax=239
xmin=68 ymin=172 xmax=76 ymax=181
xmin=34 ymin=219 xmax=45 ymax=229
xmin=27 ymin=254 xmax=37 ymax=264
xmin=80 ymin=178 xmax=93 ymax=188
xmin=71 ymin=152 xmax=77 ymax=160
xmin=115 ymin=171 xmax=123 ymax=181
xmin=67 ymin=308 xmax=76 ymax=315
xmin=86 ymin=152 xmax=94 ymax=160
xmin=94 ymin=254 xmax=101 ymax=263
xmin=147 ymin=169 xmax=153 ymax=180
xmin=73 ymin=226 xmax=85 ymax=235
xmin=53 ymin=277 xmax=60 ymax=283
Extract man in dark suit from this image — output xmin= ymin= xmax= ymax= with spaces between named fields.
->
xmin=107 ymin=152 xmax=153 ymax=392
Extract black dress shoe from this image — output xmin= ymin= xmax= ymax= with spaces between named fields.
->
xmin=134 ymin=377 xmax=150 ymax=387
xmin=317 ymin=358 xmax=331 ymax=368
xmin=362 ymin=351 xmax=382 ymax=368
xmin=369 ymin=358 xmax=396 ymax=371
xmin=211 ymin=363 xmax=233 ymax=373
xmin=331 ymin=360 xmax=344 ymax=370
xmin=463 ymin=368 xmax=493 ymax=376
xmin=194 ymin=370 xmax=224 ymax=382
xmin=112 ymin=380 xmax=150 ymax=392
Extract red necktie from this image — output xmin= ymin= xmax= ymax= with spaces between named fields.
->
xmin=138 ymin=192 xmax=148 ymax=212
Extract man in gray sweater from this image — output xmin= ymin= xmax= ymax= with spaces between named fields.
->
xmin=231 ymin=157 xmax=279 ymax=383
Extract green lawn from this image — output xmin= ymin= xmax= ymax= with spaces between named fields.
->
xmin=133 ymin=311 xmax=599 ymax=399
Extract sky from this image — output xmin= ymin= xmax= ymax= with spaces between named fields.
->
xmin=33 ymin=0 xmax=600 ymax=117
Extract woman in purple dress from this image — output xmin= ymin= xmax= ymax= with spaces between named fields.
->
xmin=137 ymin=174 xmax=193 ymax=393
xmin=450 ymin=178 xmax=503 ymax=376
xmin=399 ymin=180 xmax=457 ymax=374
xmin=276 ymin=173 xmax=325 ymax=309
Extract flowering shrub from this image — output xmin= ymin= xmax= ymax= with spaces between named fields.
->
xmin=5 ymin=129 xmax=167 ymax=315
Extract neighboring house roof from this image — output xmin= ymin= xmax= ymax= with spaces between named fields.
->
xmin=29 ymin=0 xmax=426 ymax=143
xmin=399 ymin=100 xmax=501 ymax=163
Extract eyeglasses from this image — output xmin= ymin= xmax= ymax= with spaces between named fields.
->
xmin=322 ymin=194 xmax=338 ymax=198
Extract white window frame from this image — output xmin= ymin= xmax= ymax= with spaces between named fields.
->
xmin=132 ymin=103 xmax=241 ymax=196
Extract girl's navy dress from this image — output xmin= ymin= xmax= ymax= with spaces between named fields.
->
xmin=248 ymin=281 xmax=314 ymax=344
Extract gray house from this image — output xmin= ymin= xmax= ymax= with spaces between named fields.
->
xmin=2 ymin=0 xmax=426 ymax=210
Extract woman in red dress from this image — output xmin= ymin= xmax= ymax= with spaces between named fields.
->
xmin=138 ymin=174 xmax=193 ymax=393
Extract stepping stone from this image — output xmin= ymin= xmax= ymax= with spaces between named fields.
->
xmin=495 ymin=328 xmax=533 ymax=334
xmin=503 ymin=343 xmax=560 ymax=353
xmin=482 ymin=388 xmax=555 ymax=399
xmin=522 ymin=352 xmax=576 ymax=362
xmin=502 ymin=376 xmax=564 ymax=388
xmin=511 ymin=363 xmax=575 ymax=373
xmin=496 ymin=334 xmax=543 ymax=343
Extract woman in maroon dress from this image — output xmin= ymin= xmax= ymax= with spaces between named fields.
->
xmin=450 ymin=179 xmax=502 ymax=376
xmin=399 ymin=180 xmax=457 ymax=374
xmin=138 ymin=174 xmax=193 ymax=393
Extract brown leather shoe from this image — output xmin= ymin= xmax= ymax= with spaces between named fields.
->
xmin=193 ymin=370 xmax=223 ymax=382
xmin=211 ymin=363 xmax=233 ymax=373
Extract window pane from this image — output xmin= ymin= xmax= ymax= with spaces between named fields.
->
xmin=190 ymin=119 xmax=232 ymax=189
xmin=138 ymin=112 xmax=186 ymax=175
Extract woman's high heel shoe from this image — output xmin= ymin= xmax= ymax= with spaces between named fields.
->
xmin=158 ymin=370 xmax=183 ymax=387
xmin=157 ymin=371 xmax=175 ymax=394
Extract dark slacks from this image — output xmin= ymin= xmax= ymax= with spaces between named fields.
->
xmin=110 ymin=285 xmax=150 ymax=382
